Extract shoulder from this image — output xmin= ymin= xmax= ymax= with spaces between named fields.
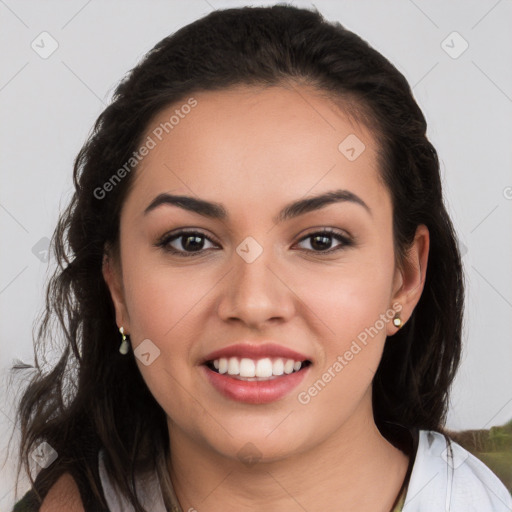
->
xmin=40 ymin=472 xmax=84 ymax=512
xmin=403 ymin=429 xmax=512 ymax=512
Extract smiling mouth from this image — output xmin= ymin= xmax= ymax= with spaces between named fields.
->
xmin=204 ymin=357 xmax=312 ymax=381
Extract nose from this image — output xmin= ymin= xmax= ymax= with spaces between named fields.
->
xmin=216 ymin=243 xmax=295 ymax=329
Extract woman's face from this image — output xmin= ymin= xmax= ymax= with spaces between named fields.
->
xmin=103 ymin=84 xmax=428 ymax=462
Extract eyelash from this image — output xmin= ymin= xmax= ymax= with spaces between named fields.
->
xmin=154 ymin=228 xmax=354 ymax=258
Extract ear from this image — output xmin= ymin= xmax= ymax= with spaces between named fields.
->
xmin=386 ymin=224 xmax=429 ymax=335
xmin=102 ymin=244 xmax=131 ymax=332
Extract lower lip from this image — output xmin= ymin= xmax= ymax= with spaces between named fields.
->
xmin=201 ymin=364 xmax=310 ymax=404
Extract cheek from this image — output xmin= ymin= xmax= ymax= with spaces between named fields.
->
xmin=120 ymin=256 xmax=208 ymax=419
xmin=122 ymin=250 xmax=209 ymax=341
xmin=294 ymin=268 xmax=394 ymax=423
xmin=304 ymin=254 xmax=395 ymax=343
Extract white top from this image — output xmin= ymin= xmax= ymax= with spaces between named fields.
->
xmin=98 ymin=429 xmax=512 ymax=511
xmin=403 ymin=430 xmax=511 ymax=511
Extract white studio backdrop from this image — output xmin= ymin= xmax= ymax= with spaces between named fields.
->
xmin=1 ymin=0 xmax=511 ymax=508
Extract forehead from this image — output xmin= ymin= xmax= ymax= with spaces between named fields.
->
xmin=124 ymin=84 xmax=386 ymax=220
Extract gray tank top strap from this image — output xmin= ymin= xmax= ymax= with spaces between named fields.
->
xmin=98 ymin=449 xmax=169 ymax=511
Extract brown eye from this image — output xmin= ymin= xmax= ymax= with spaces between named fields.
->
xmin=176 ymin=233 xmax=207 ymax=252
xmin=156 ymin=230 xmax=218 ymax=256
xmin=296 ymin=229 xmax=352 ymax=253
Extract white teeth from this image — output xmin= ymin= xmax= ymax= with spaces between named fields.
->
xmin=228 ymin=357 xmax=240 ymax=375
xmin=256 ymin=358 xmax=273 ymax=378
xmin=284 ymin=359 xmax=295 ymax=374
xmin=218 ymin=357 xmax=228 ymax=374
xmin=272 ymin=358 xmax=284 ymax=376
xmin=239 ymin=358 xmax=256 ymax=377
xmin=210 ymin=356 xmax=307 ymax=378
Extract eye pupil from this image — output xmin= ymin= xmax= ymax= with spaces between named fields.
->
xmin=182 ymin=234 xmax=204 ymax=251
xmin=311 ymin=234 xmax=332 ymax=251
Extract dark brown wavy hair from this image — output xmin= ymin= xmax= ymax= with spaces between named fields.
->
xmin=10 ymin=4 xmax=464 ymax=511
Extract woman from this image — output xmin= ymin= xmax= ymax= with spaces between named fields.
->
xmin=11 ymin=5 xmax=512 ymax=512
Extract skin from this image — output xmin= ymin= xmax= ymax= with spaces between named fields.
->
xmin=103 ymin=83 xmax=429 ymax=512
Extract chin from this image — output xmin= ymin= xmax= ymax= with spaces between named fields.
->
xmin=197 ymin=420 xmax=316 ymax=465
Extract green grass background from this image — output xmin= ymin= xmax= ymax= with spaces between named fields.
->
xmin=446 ymin=418 xmax=512 ymax=494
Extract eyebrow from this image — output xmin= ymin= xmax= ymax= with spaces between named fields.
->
xmin=143 ymin=189 xmax=372 ymax=223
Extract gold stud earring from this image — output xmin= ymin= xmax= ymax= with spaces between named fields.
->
xmin=393 ymin=315 xmax=403 ymax=329
xmin=119 ymin=326 xmax=130 ymax=354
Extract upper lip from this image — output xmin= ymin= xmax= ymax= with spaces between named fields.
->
xmin=200 ymin=343 xmax=311 ymax=365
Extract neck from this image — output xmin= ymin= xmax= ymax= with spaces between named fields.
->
xmin=166 ymin=392 xmax=410 ymax=512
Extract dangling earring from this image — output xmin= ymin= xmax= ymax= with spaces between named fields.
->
xmin=119 ymin=326 xmax=130 ymax=354
xmin=393 ymin=314 xmax=403 ymax=330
